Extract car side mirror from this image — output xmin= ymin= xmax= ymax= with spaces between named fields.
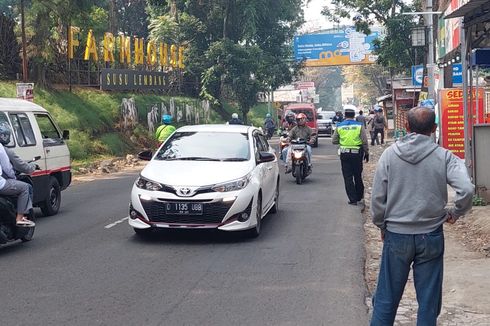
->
xmin=316 ymin=114 xmax=320 ymax=119
xmin=62 ymin=130 xmax=70 ymax=140
xmin=137 ymin=150 xmax=153 ymax=161
xmin=258 ymin=151 xmax=275 ymax=163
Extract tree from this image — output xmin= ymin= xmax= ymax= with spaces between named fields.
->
xmin=149 ymin=0 xmax=304 ymax=123
xmin=302 ymin=67 xmax=344 ymax=110
xmin=323 ymin=0 xmax=423 ymax=73
xmin=0 ymin=13 xmax=21 ymax=79
xmin=342 ymin=64 xmax=389 ymax=105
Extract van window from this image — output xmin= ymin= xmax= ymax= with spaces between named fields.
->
xmin=0 ymin=112 xmax=15 ymax=147
xmin=9 ymin=113 xmax=36 ymax=147
xmin=34 ymin=114 xmax=63 ymax=146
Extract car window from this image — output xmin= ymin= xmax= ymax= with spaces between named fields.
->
xmin=0 ymin=112 xmax=15 ymax=147
xmin=253 ymin=134 xmax=266 ymax=152
xmin=257 ymin=134 xmax=270 ymax=151
xmin=155 ymin=131 xmax=250 ymax=161
xmin=9 ymin=113 xmax=36 ymax=147
xmin=34 ymin=114 xmax=63 ymax=146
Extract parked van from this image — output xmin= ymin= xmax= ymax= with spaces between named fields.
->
xmin=0 ymin=98 xmax=71 ymax=216
xmin=281 ymin=103 xmax=319 ymax=147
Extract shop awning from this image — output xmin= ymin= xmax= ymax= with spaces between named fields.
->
xmin=445 ymin=0 xmax=489 ymax=19
xmin=376 ymin=94 xmax=392 ymax=102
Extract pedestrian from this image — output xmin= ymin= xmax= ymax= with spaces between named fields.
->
xmin=366 ymin=109 xmax=376 ymax=143
xmin=370 ymin=107 xmax=474 ymax=326
xmin=228 ymin=113 xmax=243 ymax=125
xmin=356 ymin=110 xmax=366 ymax=127
xmin=332 ymin=108 xmax=369 ymax=206
xmin=371 ymin=108 xmax=387 ymax=145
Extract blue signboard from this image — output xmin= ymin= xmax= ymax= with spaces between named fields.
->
xmin=294 ymin=27 xmax=381 ymax=67
xmin=452 ymin=63 xmax=462 ymax=84
xmin=412 ymin=63 xmax=463 ymax=86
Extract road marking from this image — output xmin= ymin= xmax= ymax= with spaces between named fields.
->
xmin=105 ymin=217 xmax=129 ymax=229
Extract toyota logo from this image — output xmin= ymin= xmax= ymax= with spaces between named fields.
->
xmin=177 ymin=187 xmax=194 ymax=197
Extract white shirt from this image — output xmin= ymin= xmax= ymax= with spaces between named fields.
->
xmin=0 ymin=144 xmax=15 ymax=189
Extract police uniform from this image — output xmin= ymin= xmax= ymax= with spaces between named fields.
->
xmin=332 ymin=109 xmax=369 ymax=205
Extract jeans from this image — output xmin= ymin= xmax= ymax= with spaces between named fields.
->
xmin=372 ymin=128 xmax=384 ymax=145
xmin=340 ymin=152 xmax=364 ymax=202
xmin=371 ymin=225 xmax=444 ymax=326
xmin=282 ymin=145 xmax=312 ymax=167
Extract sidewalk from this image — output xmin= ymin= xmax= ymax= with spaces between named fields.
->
xmin=362 ymin=140 xmax=490 ymax=325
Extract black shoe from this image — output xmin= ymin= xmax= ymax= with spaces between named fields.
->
xmin=348 ymin=201 xmax=357 ymax=205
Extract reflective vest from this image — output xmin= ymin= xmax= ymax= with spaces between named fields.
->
xmin=337 ymin=120 xmax=363 ymax=149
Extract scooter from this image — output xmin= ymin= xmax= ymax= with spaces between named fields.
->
xmin=290 ymin=139 xmax=311 ymax=185
xmin=0 ymin=157 xmax=40 ymax=245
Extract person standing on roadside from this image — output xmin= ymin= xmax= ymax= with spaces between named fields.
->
xmin=356 ymin=110 xmax=367 ymax=127
xmin=371 ymin=108 xmax=387 ymax=145
xmin=366 ymin=109 xmax=376 ymax=143
xmin=332 ymin=108 xmax=369 ymax=206
xmin=370 ymin=107 xmax=474 ymax=326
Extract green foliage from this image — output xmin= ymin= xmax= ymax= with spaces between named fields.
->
xmin=0 ymin=13 xmax=20 ymax=79
xmin=473 ymin=195 xmax=487 ymax=206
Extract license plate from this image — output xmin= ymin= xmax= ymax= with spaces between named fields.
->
xmin=165 ymin=202 xmax=203 ymax=215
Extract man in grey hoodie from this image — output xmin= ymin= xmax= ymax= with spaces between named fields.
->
xmin=370 ymin=107 xmax=474 ymax=326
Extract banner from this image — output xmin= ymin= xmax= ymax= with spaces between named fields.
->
xmin=440 ymin=88 xmax=484 ymax=159
xmin=294 ymin=27 xmax=380 ymax=67
xmin=100 ymin=69 xmax=168 ymax=91
xmin=16 ymin=83 xmax=34 ymax=101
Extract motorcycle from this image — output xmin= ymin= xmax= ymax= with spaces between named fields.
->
xmin=266 ymin=127 xmax=275 ymax=140
xmin=290 ymin=139 xmax=311 ymax=185
xmin=0 ymin=157 xmax=40 ymax=245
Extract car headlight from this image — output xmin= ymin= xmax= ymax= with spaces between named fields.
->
xmin=212 ymin=175 xmax=250 ymax=192
xmin=135 ymin=176 xmax=162 ymax=191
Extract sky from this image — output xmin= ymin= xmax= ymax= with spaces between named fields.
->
xmin=302 ymin=0 xmax=352 ymax=32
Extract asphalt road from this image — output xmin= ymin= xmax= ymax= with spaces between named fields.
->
xmin=0 ymin=136 xmax=368 ymax=326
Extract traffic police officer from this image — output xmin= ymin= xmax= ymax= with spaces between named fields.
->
xmin=332 ymin=108 xmax=369 ymax=206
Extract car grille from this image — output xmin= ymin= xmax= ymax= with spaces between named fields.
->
xmin=141 ymin=200 xmax=234 ymax=224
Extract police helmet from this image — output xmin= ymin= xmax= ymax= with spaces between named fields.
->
xmin=162 ymin=114 xmax=173 ymax=124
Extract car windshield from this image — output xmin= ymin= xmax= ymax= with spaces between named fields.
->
xmin=155 ymin=131 xmax=250 ymax=161
xmin=319 ymin=112 xmax=335 ymax=119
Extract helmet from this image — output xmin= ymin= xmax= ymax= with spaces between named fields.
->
xmin=0 ymin=123 xmax=12 ymax=145
xmin=162 ymin=114 xmax=172 ymax=124
xmin=266 ymin=113 xmax=271 ymax=118
xmin=285 ymin=111 xmax=296 ymax=123
xmin=231 ymin=113 xmax=239 ymax=119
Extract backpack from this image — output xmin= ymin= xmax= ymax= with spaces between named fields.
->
xmin=265 ymin=118 xmax=275 ymax=129
xmin=375 ymin=115 xmax=384 ymax=124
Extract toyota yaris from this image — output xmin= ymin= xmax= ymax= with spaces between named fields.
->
xmin=129 ymin=124 xmax=280 ymax=238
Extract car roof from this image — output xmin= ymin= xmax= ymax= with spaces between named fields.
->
xmin=0 ymin=98 xmax=48 ymax=113
xmin=176 ymin=124 xmax=258 ymax=134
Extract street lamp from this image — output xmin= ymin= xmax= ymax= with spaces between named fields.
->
xmin=411 ymin=26 xmax=426 ymax=47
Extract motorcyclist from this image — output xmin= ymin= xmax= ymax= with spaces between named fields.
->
xmin=282 ymin=111 xmax=297 ymax=131
xmin=0 ymin=123 xmax=36 ymax=227
xmin=155 ymin=114 xmax=176 ymax=144
xmin=228 ymin=113 xmax=243 ymax=125
xmin=332 ymin=110 xmax=344 ymax=124
xmin=282 ymin=113 xmax=313 ymax=173
xmin=264 ymin=113 xmax=275 ymax=139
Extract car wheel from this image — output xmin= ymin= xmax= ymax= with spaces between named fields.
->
xmin=40 ymin=177 xmax=61 ymax=216
xmin=247 ymin=195 xmax=262 ymax=238
xmin=270 ymin=181 xmax=279 ymax=214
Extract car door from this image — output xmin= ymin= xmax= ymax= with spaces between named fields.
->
xmin=256 ymin=133 xmax=275 ymax=208
xmin=32 ymin=113 xmax=70 ymax=174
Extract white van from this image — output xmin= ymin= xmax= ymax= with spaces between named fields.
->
xmin=0 ymin=98 xmax=71 ymax=216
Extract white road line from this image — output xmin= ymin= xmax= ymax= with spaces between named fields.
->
xmin=105 ymin=217 xmax=129 ymax=229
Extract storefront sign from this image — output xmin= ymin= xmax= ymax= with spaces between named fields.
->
xmin=100 ymin=69 xmax=168 ymax=91
xmin=440 ymin=88 xmax=484 ymax=158
xmin=16 ymin=83 xmax=34 ymax=101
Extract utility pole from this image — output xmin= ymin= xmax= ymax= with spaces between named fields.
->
xmin=426 ymin=0 xmax=435 ymax=100
xmin=20 ymin=0 xmax=28 ymax=82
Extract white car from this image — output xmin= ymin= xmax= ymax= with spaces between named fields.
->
xmin=129 ymin=124 xmax=280 ymax=238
